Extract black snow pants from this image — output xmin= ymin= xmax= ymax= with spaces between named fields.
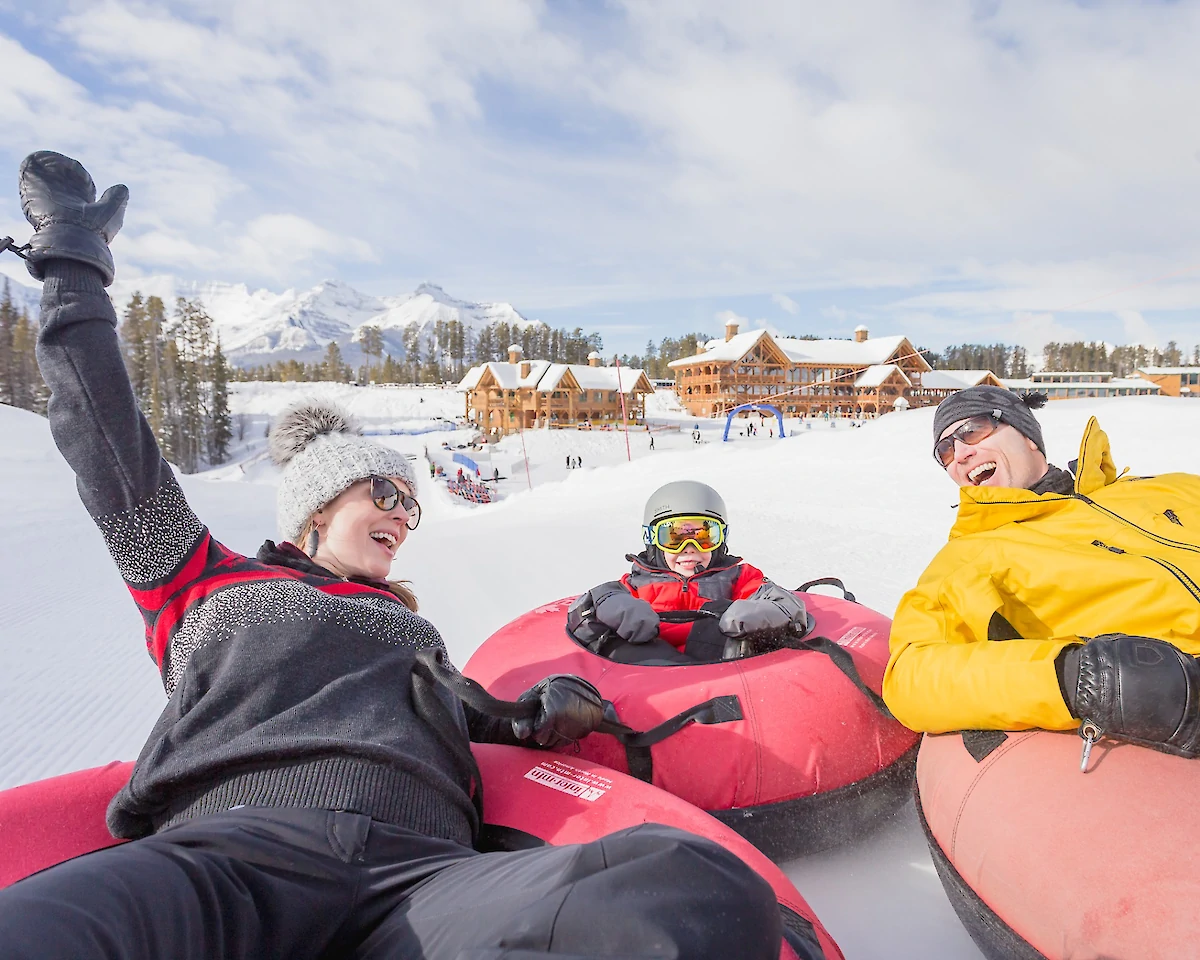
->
xmin=0 ymin=807 xmax=782 ymax=960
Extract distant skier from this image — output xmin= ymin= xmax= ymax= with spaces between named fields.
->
xmin=649 ymin=435 xmax=655 ymax=451
xmin=567 ymin=481 xmax=807 ymax=664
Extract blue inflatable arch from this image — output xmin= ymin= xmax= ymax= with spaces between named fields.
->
xmin=722 ymin=403 xmax=785 ymax=441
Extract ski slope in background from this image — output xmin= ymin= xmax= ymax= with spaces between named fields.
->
xmin=4 ymin=390 xmax=1199 ymax=958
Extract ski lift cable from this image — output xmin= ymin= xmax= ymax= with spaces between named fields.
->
xmin=751 ymin=347 xmax=935 ymax=406
xmin=1050 ymin=262 xmax=1200 ymax=313
xmin=614 ymin=356 xmax=632 ymax=463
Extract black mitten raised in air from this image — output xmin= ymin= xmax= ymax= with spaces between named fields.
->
xmin=1059 ymin=634 xmax=1200 ymax=758
xmin=19 ymin=151 xmax=128 ymax=286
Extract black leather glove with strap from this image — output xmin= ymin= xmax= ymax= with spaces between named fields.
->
xmin=511 ymin=674 xmax=613 ymax=748
xmin=566 ymin=583 xmax=660 ymax=649
xmin=1059 ymin=634 xmax=1200 ymax=758
xmin=19 ymin=151 xmax=129 ymax=286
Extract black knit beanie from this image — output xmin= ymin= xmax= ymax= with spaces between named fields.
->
xmin=932 ymin=386 xmax=1048 ymax=455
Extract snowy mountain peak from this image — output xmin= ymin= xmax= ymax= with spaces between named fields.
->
xmin=101 ymin=275 xmax=541 ymax=366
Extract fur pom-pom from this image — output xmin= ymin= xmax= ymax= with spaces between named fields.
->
xmin=1019 ymin=391 xmax=1049 ymax=410
xmin=268 ymin=399 xmax=361 ymax=465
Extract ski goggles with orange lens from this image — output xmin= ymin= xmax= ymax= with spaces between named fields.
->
xmin=368 ymin=476 xmax=421 ymax=531
xmin=643 ymin=516 xmax=726 ymax=554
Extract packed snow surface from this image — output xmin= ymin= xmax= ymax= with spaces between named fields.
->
xmin=4 ymin=389 xmax=1199 ymax=958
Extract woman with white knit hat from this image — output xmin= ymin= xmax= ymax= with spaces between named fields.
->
xmin=0 ymin=151 xmax=781 ymax=959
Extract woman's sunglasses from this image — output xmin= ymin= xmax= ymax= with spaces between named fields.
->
xmin=933 ymin=415 xmax=1002 ymax=467
xmin=368 ymin=476 xmax=421 ymax=530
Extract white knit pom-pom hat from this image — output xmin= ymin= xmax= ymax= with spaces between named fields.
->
xmin=269 ymin=398 xmax=418 ymax=544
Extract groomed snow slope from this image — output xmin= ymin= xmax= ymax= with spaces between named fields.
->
xmin=4 ymin=395 xmax=1199 ymax=957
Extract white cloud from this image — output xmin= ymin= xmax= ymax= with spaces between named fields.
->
xmin=1009 ymin=311 xmax=1086 ymax=354
xmin=235 ymin=214 xmax=376 ymax=280
xmin=771 ymin=293 xmax=799 ymax=314
xmin=1117 ymin=310 xmax=1159 ymax=349
xmin=3 ymin=1 xmax=1200 ymax=347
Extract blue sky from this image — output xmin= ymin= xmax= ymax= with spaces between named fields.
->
xmin=2 ymin=0 xmax=1200 ymax=356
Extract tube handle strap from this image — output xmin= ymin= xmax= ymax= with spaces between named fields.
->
xmin=796 ymin=578 xmax=857 ymax=603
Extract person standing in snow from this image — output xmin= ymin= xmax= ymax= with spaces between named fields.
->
xmin=884 ymin=385 xmax=1200 ymax=764
xmin=567 ymin=481 xmax=807 ymax=664
xmin=0 ymin=152 xmax=782 ymax=960
xmin=649 ymin=435 xmax=655 ymax=451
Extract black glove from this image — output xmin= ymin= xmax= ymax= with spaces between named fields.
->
xmin=719 ymin=584 xmax=807 ymax=640
xmin=1059 ymin=634 xmax=1200 ymax=758
xmin=512 ymin=674 xmax=612 ymax=748
xmin=566 ymin=583 xmax=659 ymax=648
xmin=19 ymin=151 xmax=129 ymax=286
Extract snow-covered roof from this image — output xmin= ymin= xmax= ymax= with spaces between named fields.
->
xmin=1004 ymin=376 xmax=1161 ymax=392
xmin=1136 ymin=367 xmax=1200 ymax=375
xmin=458 ymin=365 xmax=485 ymax=391
xmin=570 ymin=364 xmax=649 ymax=393
xmin=456 ymin=360 xmax=551 ymax=391
xmin=535 ymin=363 xmax=571 ymax=393
xmin=920 ymin=369 xmax=998 ymax=390
xmin=854 ymin=364 xmax=911 ymax=388
xmin=670 ymin=330 xmax=774 ymax=366
xmin=667 ymin=329 xmax=927 ymax=370
xmin=460 ymin=360 xmax=650 ymax=395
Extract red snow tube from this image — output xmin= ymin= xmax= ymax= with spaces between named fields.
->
xmin=466 ymin=586 xmax=919 ymax=859
xmin=0 ymin=748 xmax=842 ymax=960
xmin=916 ymin=729 xmax=1200 ymax=959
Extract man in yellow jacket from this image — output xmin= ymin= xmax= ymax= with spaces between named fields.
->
xmin=883 ymin=385 xmax=1200 ymax=763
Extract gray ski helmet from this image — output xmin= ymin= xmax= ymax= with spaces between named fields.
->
xmin=642 ymin=481 xmax=727 ymax=527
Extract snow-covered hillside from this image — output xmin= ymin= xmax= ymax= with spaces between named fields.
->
xmin=4 ymin=394 xmax=1200 ymax=958
xmin=100 ymin=276 xmax=540 ymax=366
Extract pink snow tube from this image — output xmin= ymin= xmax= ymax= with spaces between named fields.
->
xmin=0 ymin=747 xmax=842 ymax=960
xmin=917 ymin=729 xmax=1200 ymax=959
xmin=466 ymin=587 xmax=919 ymax=859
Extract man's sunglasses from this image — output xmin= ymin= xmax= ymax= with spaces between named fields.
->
xmin=933 ymin=415 xmax=1002 ymax=468
xmin=368 ymin=476 xmax=421 ymax=530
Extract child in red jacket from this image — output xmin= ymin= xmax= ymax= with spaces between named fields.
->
xmin=567 ymin=481 xmax=806 ymax=663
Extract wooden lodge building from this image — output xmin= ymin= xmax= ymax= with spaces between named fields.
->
xmin=1133 ymin=367 xmax=1200 ymax=398
xmin=668 ymin=321 xmax=1002 ymax=418
xmin=459 ymin=346 xmax=653 ymax=438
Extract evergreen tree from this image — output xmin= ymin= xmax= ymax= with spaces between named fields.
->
xmin=359 ymin=324 xmax=384 ymax=360
xmin=321 ymin=341 xmax=348 ymax=381
xmin=119 ymin=293 xmax=152 ymax=408
xmin=173 ymin=297 xmax=214 ymax=472
xmin=208 ymin=337 xmax=232 ymax=465
xmin=145 ymin=296 xmax=168 ymax=443
xmin=0 ymin=280 xmax=15 ymax=406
